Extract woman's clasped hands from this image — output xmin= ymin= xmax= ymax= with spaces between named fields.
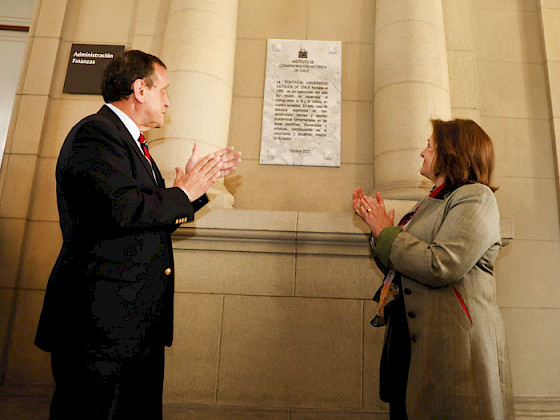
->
xmin=352 ymin=186 xmax=395 ymax=240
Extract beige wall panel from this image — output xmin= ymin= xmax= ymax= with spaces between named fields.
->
xmin=548 ymin=61 xmax=560 ymax=116
xmin=164 ymin=406 xmax=290 ymax=420
xmin=227 ymin=160 xmax=373 ymax=213
xmin=554 ymin=117 xmax=560 ymax=173
xmin=41 ymin=98 xmax=102 ymax=158
xmin=3 ymin=94 xmax=22 ymax=154
xmin=0 ymin=150 xmax=7 ymax=195
xmin=307 ymin=0 xmax=374 ymax=43
xmin=131 ymin=33 xmax=164 ymax=54
xmin=542 ymin=10 xmax=560 ymax=61
xmin=26 ymin=0 xmax=41 ymax=38
xmin=237 ymin=0 xmax=307 ymax=40
xmin=173 ymin=250 xmax=295 ymax=296
xmin=0 ymin=218 xmax=25 ymax=288
xmin=22 ymin=37 xmax=59 ymax=95
xmin=5 ymin=290 xmax=52 ymax=385
xmin=541 ymin=0 xmax=560 ymax=8
xmin=10 ymin=95 xmax=48 ymax=155
xmin=15 ymin=33 xmax=34 ymax=96
xmin=362 ymin=301 xmax=387 ymax=412
xmin=502 ymin=307 xmax=560 ymax=396
xmin=47 ymin=40 xmax=72 ymax=97
xmin=443 ymin=0 xmax=475 ymax=51
xmin=341 ymin=101 xmax=373 ymax=165
xmin=0 ymin=154 xmax=37 ymax=218
xmin=164 ymin=293 xmax=222 ymax=404
xmin=19 ymin=220 xmax=61 ymax=289
xmin=135 ymin=0 xmax=169 ymax=38
xmin=0 ymin=289 xmax=14 ymax=349
xmin=342 ymin=43 xmax=374 ymax=102
xmin=477 ymin=62 xmax=549 ymax=119
xmin=494 ymin=176 xmax=560 ymax=241
xmin=481 ymin=116 xmax=555 ymax=179
xmin=34 ymin=0 xmax=67 ymax=38
xmin=495 ymin=239 xmax=560 ymax=308
xmin=473 ymin=9 xmax=543 ymax=63
xmin=229 ymin=96 xmax=263 ymax=160
xmin=232 ymin=38 xmax=266 ymax=98
xmin=61 ymin=0 xmax=134 ymax=43
xmin=28 ymin=157 xmax=57 ymax=222
xmin=472 ymin=0 xmax=536 ymax=11
xmin=448 ymin=51 xmax=479 ymax=110
xmin=295 ymin=254 xmax=380 ymax=299
xmin=217 ymin=296 xmax=363 ymax=408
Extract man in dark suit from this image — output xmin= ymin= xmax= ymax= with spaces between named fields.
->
xmin=35 ymin=50 xmax=241 ymax=420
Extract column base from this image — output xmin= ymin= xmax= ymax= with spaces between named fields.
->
xmin=206 ymin=182 xmax=235 ymax=208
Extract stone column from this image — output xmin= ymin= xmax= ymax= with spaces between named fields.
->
xmin=374 ymin=0 xmax=451 ymax=199
xmin=151 ymin=0 xmax=238 ymax=208
xmin=538 ymin=0 xmax=560 ymax=222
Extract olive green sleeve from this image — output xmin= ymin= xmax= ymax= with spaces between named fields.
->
xmin=371 ymin=226 xmax=403 ymax=267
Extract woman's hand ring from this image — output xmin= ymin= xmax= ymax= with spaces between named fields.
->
xmin=366 ymin=208 xmax=372 ymax=213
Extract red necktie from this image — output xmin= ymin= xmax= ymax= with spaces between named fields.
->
xmin=139 ymin=134 xmax=152 ymax=163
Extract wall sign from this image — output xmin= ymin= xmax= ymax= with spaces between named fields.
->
xmin=260 ymin=39 xmax=342 ymax=167
xmin=63 ymin=44 xmax=125 ymax=94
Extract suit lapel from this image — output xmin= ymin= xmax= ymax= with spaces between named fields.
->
xmin=97 ymin=105 xmax=159 ymax=188
xmin=151 ymin=159 xmax=166 ymax=188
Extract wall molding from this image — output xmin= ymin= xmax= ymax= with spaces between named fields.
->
xmin=173 ymin=208 xmax=514 ymax=254
xmin=0 ymin=16 xmax=31 ymax=29
xmin=514 ymin=397 xmax=560 ymax=418
xmin=1 ymin=385 xmax=558 ymax=420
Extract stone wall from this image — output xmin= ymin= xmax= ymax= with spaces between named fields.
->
xmin=1 ymin=0 xmax=559 ymax=418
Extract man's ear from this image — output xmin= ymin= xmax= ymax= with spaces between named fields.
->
xmin=132 ymin=79 xmax=145 ymax=103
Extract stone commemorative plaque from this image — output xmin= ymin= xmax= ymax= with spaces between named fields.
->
xmin=260 ymin=39 xmax=341 ymax=166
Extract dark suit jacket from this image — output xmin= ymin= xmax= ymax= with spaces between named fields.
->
xmin=35 ymin=105 xmax=208 ymax=358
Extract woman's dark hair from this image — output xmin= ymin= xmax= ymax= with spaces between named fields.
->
xmin=101 ymin=50 xmax=166 ymax=103
xmin=431 ymin=118 xmax=498 ymax=192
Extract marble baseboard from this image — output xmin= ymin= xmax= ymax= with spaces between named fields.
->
xmin=514 ymin=397 xmax=560 ymax=418
xmin=1 ymin=384 xmax=559 ymax=420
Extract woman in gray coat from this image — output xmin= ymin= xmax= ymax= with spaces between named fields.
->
xmin=354 ymin=119 xmax=514 ymax=419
